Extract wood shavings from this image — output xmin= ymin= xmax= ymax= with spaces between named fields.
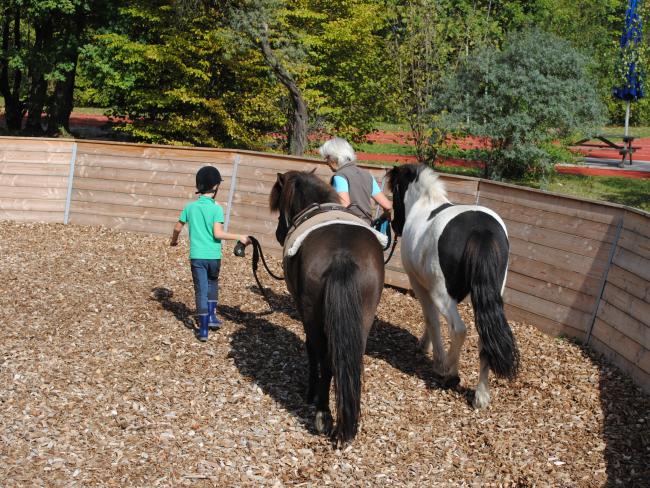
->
xmin=0 ymin=220 xmax=648 ymax=486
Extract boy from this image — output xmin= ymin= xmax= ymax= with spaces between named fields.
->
xmin=170 ymin=166 xmax=251 ymax=341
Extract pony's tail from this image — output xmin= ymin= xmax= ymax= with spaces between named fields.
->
xmin=464 ymin=231 xmax=519 ymax=379
xmin=323 ymin=254 xmax=363 ymax=444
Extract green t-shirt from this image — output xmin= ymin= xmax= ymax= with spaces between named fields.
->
xmin=179 ymin=196 xmax=225 ymax=259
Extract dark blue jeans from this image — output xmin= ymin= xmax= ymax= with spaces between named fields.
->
xmin=190 ymin=259 xmax=221 ymax=315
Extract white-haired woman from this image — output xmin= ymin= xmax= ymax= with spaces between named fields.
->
xmin=319 ymin=137 xmax=392 ymax=224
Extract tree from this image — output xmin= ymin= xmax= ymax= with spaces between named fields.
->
xmin=0 ymin=0 xmax=109 ymax=134
xmin=387 ymin=0 xmax=503 ymax=163
xmin=79 ymin=1 xmax=284 ymax=148
xmin=436 ymin=28 xmax=606 ymax=180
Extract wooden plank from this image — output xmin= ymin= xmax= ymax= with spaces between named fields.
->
xmin=0 ymin=186 xmax=68 ymax=199
xmin=503 ymin=287 xmax=591 ymax=332
xmin=479 ymin=196 xmax=618 ymax=243
xmin=590 ymin=318 xmax=650 ymax=374
xmin=506 ymin=270 xmax=597 ymax=314
xmin=622 ymin=209 xmax=650 ymax=239
xmin=612 ymin=245 xmax=650 ymax=282
xmin=478 ymin=181 xmax=623 ymax=225
xmin=0 ymin=198 xmax=65 ymax=212
xmin=601 ymin=282 xmax=650 ymax=330
xmin=0 ymin=174 xmax=68 ymax=188
xmin=589 ymin=335 xmax=650 ymax=392
xmin=75 ymin=152 xmax=233 ymax=173
xmin=508 ymin=254 xmax=601 ymax=296
xmin=505 ymin=219 xmax=612 ymax=260
xmin=0 ymin=151 xmax=72 ymax=164
xmin=73 ymin=177 xmax=198 ymax=199
xmin=606 ymin=264 xmax=650 ymax=302
xmin=70 ymin=189 xmax=188 ymax=211
xmin=384 ymin=268 xmax=410 ymax=289
xmin=0 ymin=162 xmax=70 ymax=176
xmin=509 ymin=236 xmax=606 ymax=278
xmin=70 ymin=201 xmax=181 ymax=222
xmin=617 ymin=228 xmax=650 ymax=260
xmin=0 ymin=138 xmax=74 ymax=152
xmin=504 ymin=303 xmax=585 ymax=340
xmin=0 ymin=209 xmax=63 ymax=223
xmin=77 ymin=141 xmax=235 ymax=162
xmin=597 ymin=296 xmax=649 ymax=350
xmin=74 ymin=165 xmax=197 ymax=187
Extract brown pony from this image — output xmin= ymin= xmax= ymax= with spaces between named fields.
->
xmin=270 ymin=170 xmax=384 ymax=444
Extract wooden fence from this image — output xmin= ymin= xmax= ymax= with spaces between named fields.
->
xmin=1 ymin=136 xmax=648 ymax=392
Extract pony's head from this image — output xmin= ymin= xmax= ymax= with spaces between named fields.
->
xmin=387 ymin=164 xmax=447 ymax=236
xmin=269 ymin=170 xmax=339 ymax=245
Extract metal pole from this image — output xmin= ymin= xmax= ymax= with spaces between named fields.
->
xmin=585 ymin=216 xmax=624 ymax=345
xmin=224 ymin=154 xmax=240 ymax=232
xmin=63 ymin=142 xmax=78 ymax=224
xmin=624 ymin=100 xmax=631 ymax=137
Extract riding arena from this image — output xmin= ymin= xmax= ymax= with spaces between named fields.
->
xmin=0 ymin=137 xmax=648 ymax=486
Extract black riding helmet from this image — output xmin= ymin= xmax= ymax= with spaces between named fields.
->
xmin=195 ymin=166 xmax=222 ymax=194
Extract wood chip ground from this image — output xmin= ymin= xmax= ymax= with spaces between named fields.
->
xmin=0 ymin=221 xmax=648 ymax=486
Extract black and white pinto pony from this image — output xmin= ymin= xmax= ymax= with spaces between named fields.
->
xmin=270 ymin=170 xmax=385 ymax=443
xmin=388 ymin=164 xmax=519 ymax=408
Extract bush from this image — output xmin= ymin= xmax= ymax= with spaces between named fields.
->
xmin=434 ymin=28 xmax=606 ymax=180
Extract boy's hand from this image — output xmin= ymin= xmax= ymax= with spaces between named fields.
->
xmin=240 ymin=235 xmax=252 ymax=246
xmin=170 ymin=238 xmax=179 ymax=246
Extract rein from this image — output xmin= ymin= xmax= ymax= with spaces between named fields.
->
xmin=235 ymin=236 xmax=284 ymax=312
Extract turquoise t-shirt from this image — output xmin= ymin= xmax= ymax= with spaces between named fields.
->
xmin=332 ymin=175 xmax=382 ymax=196
xmin=179 ymin=196 xmax=225 ymax=259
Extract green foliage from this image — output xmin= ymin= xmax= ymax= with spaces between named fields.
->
xmin=79 ymin=2 xmax=284 ymax=147
xmin=436 ymin=28 xmax=606 ymax=180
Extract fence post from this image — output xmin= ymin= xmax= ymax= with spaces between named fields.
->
xmin=63 ymin=142 xmax=78 ymax=224
xmin=224 ymin=154 xmax=240 ymax=232
xmin=585 ymin=215 xmax=624 ymax=345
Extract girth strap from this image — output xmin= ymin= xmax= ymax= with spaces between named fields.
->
xmin=427 ymin=202 xmax=454 ymax=221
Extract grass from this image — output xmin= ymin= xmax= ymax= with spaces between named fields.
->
xmin=534 ymin=173 xmax=650 ymax=211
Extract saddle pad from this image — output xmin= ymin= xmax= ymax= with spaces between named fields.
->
xmin=284 ymin=210 xmax=389 ymax=258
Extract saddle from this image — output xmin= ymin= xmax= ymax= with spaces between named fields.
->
xmin=283 ymin=203 xmax=388 ymax=259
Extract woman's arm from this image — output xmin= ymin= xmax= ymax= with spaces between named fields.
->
xmin=337 ymin=191 xmax=350 ymax=206
xmin=372 ymin=192 xmax=393 ymax=213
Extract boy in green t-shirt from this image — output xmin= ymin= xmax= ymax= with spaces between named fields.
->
xmin=170 ymin=166 xmax=250 ymax=341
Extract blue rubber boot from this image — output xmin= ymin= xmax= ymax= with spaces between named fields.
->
xmin=207 ymin=301 xmax=222 ymax=330
xmin=197 ymin=314 xmax=209 ymax=342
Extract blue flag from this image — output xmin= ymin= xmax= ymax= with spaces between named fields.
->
xmin=613 ymin=0 xmax=645 ymax=101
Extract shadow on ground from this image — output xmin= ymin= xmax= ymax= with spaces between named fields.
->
xmin=151 ymin=287 xmax=195 ymax=331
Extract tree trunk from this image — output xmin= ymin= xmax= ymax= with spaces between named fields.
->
xmin=258 ymin=29 xmax=308 ymax=156
xmin=25 ymin=17 xmax=54 ymax=135
xmin=47 ymin=61 xmax=77 ymax=135
xmin=0 ymin=6 xmax=25 ymax=131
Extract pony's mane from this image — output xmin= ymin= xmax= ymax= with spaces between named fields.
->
xmin=415 ymin=166 xmax=448 ymax=203
xmin=270 ymin=170 xmax=339 ymax=218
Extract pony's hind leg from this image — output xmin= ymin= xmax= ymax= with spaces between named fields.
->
xmin=313 ymin=353 xmax=333 ymax=435
xmin=433 ymin=294 xmax=467 ymax=385
xmin=305 ymin=338 xmax=319 ymax=404
xmin=473 ymin=341 xmax=491 ymax=409
xmin=411 ymin=280 xmax=445 ymax=372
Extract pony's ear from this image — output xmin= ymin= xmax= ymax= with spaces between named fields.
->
xmin=276 ymin=173 xmax=285 ymax=185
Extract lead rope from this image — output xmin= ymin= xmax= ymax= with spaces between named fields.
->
xmin=235 ymin=236 xmax=284 ymax=312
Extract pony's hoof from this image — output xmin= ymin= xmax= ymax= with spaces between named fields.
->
xmin=442 ymin=375 xmax=460 ymax=389
xmin=473 ymin=390 xmax=490 ymax=409
xmin=314 ymin=410 xmax=333 ymax=435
